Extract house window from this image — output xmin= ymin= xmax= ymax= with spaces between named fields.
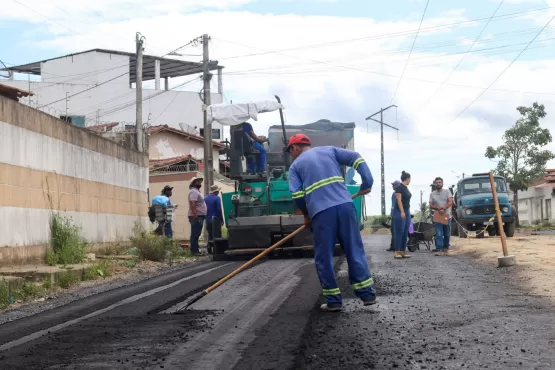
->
xmin=200 ymin=128 xmax=221 ymax=140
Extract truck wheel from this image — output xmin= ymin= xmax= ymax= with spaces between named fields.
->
xmin=487 ymin=228 xmax=496 ymax=237
xmin=458 ymin=224 xmax=467 ymax=239
xmin=451 ymin=224 xmax=459 ymax=237
xmin=504 ymin=221 xmax=516 ymax=238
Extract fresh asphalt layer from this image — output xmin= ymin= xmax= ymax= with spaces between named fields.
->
xmin=296 ymin=235 xmax=555 ymax=370
xmin=1 ymin=236 xmax=555 ymax=369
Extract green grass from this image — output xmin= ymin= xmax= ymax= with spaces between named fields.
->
xmin=48 ymin=213 xmax=86 ymax=265
xmin=0 ymin=280 xmax=48 ymax=310
xmin=57 ymin=271 xmax=79 ymax=289
xmin=129 ymin=222 xmax=174 ymax=262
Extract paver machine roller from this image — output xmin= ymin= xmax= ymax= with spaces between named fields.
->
xmin=209 ymin=96 xmax=366 ymax=260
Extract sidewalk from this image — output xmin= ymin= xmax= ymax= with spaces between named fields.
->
xmin=298 ymin=235 xmax=555 ymax=370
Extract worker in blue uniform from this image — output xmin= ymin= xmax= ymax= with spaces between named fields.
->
xmin=287 ymin=134 xmax=376 ymax=312
xmin=242 ymin=121 xmax=267 ymax=174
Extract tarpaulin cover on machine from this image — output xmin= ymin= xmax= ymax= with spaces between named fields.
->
xmin=268 ymin=119 xmax=355 ymax=152
xmin=207 ymin=100 xmax=284 ymax=126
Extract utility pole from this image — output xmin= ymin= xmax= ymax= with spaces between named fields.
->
xmin=136 ymin=32 xmax=145 ymax=153
xmin=65 ymin=92 xmax=69 ymax=117
xmin=365 ymin=105 xmax=398 ymax=216
xmin=202 ymin=34 xmax=214 ymax=195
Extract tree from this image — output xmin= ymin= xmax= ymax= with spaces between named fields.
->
xmin=485 ymin=102 xmax=554 ymax=225
xmin=413 ymin=203 xmax=431 ymax=222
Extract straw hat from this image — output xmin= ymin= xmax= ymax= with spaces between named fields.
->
xmin=210 ymin=184 xmax=221 ymax=193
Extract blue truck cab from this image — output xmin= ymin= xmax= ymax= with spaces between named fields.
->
xmin=452 ymin=173 xmax=516 ymax=238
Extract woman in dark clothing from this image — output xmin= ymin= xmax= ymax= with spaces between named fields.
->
xmin=392 ymin=171 xmax=412 ymax=259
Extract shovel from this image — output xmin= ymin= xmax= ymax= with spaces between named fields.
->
xmin=181 ymin=192 xmax=363 ymax=309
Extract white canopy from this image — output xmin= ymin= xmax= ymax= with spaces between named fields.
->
xmin=206 ymin=100 xmax=284 ymax=126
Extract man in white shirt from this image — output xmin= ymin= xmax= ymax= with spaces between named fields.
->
xmin=429 ymin=177 xmax=453 ymax=256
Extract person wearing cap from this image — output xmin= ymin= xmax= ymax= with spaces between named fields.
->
xmin=151 ymin=185 xmax=176 ymax=237
xmin=188 ymin=177 xmax=207 ymax=256
xmin=287 ymin=134 xmax=376 ymax=312
xmin=205 ymin=184 xmax=224 ymax=248
xmin=242 ymin=121 xmax=268 ymax=174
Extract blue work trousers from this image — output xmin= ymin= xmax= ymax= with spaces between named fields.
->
xmin=247 ymin=142 xmax=266 ymax=173
xmin=165 ymin=221 xmax=173 ymax=238
xmin=434 ymin=219 xmax=451 ymax=250
xmin=392 ymin=208 xmax=411 ymax=252
xmin=188 ymin=216 xmax=206 ymax=254
xmin=312 ymin=202 xmax=375 ymax=308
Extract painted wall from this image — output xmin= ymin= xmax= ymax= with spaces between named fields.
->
xmin=0 ymin=96 xmax=150 ymax=265
xmin=149 ymin=131 xmax=221 ymax=172
xmin=517 ymin=186 xmax=555 ymax=225
xmin=149 ymin=172 xmax=234 ymax=240
xmin=3 ymin=50 xmax=223 ymax=133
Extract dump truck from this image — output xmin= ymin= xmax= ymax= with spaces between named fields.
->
xmin=208 ymin=96 xmax=366 ymax=260
xmin=451 ymin=173 xmax=516 ymax=238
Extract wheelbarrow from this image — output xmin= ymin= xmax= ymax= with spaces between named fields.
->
xmin=407 ymin=221 xmax=436 ymax=252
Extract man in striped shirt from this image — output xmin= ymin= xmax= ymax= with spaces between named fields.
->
xmin=287 ymin=134 xmax=376 ymax=312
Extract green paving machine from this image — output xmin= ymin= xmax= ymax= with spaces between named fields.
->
xmin=210 ymin=96 xmax=366 ymax=260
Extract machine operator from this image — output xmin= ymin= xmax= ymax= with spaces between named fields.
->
xmin=287 ymin=134 xmax=376 ymax=312
xmin=242 ymin=121 xmax=267 ymax=174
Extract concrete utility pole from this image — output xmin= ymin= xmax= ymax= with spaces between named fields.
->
xmin=365 ymin=105 xmax=398 ymax=216
xmin=202 ymin=33 xmax=214 ymax=195
xmin=136 ymin=32 xmax=145 ymax=153
xmin=65 ymin=92 xmax=69 ymax=117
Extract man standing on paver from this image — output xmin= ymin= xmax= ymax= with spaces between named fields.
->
xmin=429 ymin=177 xmax=453 ymax=256
xmin=188 ymin=177 xmax=207 ymax=256
xmin=287 ymin=134 xmax=376 ymax=312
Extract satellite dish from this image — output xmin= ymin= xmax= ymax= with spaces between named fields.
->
xmin=0 ymin=60 xmax=12 ymax=79
xmin=179 ymin=122 xmax=197 ymax=134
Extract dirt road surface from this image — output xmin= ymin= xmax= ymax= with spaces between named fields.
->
xmin=1 ymin=235 xmax=555 ymax=369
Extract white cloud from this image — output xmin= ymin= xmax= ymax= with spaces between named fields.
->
xmin=6 ymin=5 xmax=555 ymax=214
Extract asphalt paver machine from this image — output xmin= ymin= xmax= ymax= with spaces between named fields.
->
xmin=209 ymin=96 xmax=366 ymax=260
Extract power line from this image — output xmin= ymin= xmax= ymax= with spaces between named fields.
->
xmin=448 ymin=14 xmax=555 ymax=124
xmin=389 ymin=0 xmax=430 ymax=105
xmin=414 ymin=0 xmax=506 ymax=115
xmin=38 ymin=72 xmax=129 ymax=108
xmin=214 ymin=6 xmax=551 ymax=60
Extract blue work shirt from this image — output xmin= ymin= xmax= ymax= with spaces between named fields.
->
xmin=288 ymin=146 xmax=373 ymax=219
xmin=205 ymin=194 xmax=223 ymax=221
xmin=152 ymin=195 xmax=171 ymax=207
xmin=243 ymin=122 xmax=254 ymax=135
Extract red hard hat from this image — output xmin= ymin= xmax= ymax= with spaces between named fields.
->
xmin=286 ymin=134 xmax=311 ymax=152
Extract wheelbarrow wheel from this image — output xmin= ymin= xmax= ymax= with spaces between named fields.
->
xmin=407 ymin=235 xmax=419 ymax=252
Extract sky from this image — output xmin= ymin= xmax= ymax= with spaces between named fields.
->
xmin=2 ymin=0 xmax=555 ymax=215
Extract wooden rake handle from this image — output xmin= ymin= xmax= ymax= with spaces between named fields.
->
xmin=203 ymin=191 xmax=364 ymax=294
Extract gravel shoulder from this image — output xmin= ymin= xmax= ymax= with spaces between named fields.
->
xmin=296 ymin=235 xmax=555 ymax=370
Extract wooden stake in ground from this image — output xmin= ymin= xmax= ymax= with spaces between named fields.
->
xmin=489 ymin=172 xmax=516 ymax=267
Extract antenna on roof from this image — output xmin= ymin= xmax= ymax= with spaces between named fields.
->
xmin=179 ymin=122 xmax=197 ymax=135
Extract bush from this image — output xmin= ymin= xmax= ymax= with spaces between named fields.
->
xmin=129 ymin=222 xmax=172 ymax=262
xmin=0 ymin=280 xmax=9 ymax=309
xmin=57 ymin=271 xmax=79 ymax=289
xmin=368 ymin=215 xmax=390 ymax=227
xmin=49 ymin=213 xmax=86 ymax=265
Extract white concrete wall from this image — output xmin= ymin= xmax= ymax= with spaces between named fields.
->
xmin=0 ymin=122 xmax=148 ymax=191
xmin=517 ymin=186 xmax=555 ymax=225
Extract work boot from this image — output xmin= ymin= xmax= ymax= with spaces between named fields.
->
xmin=401 ymin=251 xmax=411 ymax=258
xmin=394 ymin=252 xmax=403 ymax=259
xmin=363 ymin=297 xmax=377 ymax=306
xmin=320 ymin=304 xmax=342 ymax=312
xmin=435 ymin=250 xmax=443 ymax=256
xmin=443 ymin=249 xmax=450 ymax=256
